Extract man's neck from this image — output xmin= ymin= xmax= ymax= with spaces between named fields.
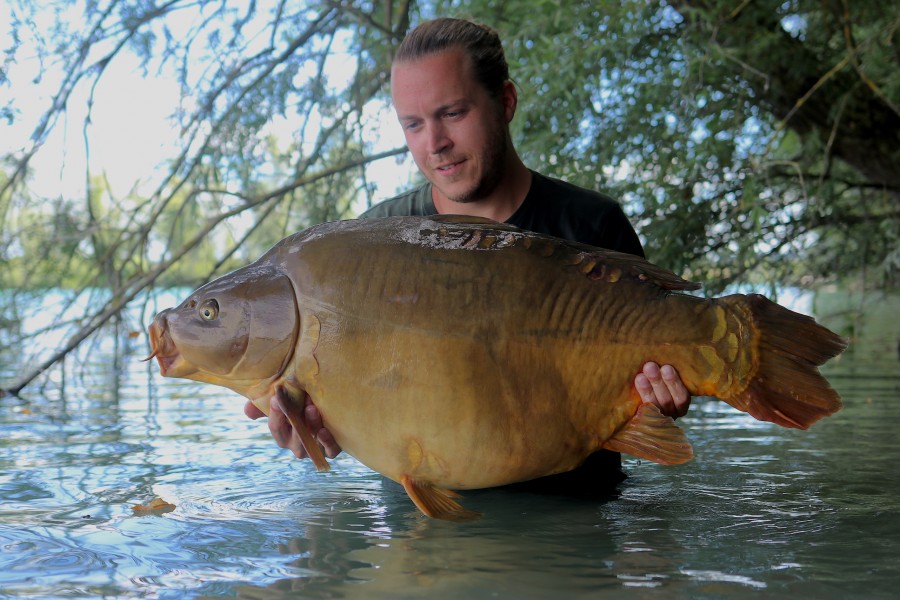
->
xmin=432 ymin=160 xmax=532 ymax=223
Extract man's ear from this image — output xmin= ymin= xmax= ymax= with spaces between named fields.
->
xmin=500 ymin=80 xmax=518 ymax=123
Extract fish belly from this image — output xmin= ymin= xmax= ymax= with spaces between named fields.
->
xmin=289 ymin=247 xmax=668 ymax=489
xmin=309 ymin=325 xmax=633 ymax=489
xmin=278 ymin=217 xmax=843 ymax=491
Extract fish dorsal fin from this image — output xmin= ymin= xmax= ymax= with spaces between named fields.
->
xmin=422 ymin=215 xmax=700 ymax=292
xmin=570 ymin=248 xmax=701 ymax=292
xmin=602 ymin=403 xmax=693 ymax=465
xmin=400 ymin=476 xmax=480 ymax=522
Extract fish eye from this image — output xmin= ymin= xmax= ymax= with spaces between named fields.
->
xmin=199 ymin=299 xmax=219 ymax=321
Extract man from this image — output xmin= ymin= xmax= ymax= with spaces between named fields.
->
xmin=244 ymin=18 xmax=691 ymax=489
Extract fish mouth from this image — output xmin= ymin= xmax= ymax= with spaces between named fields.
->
xmin=144 ymin=316 xmax=193 ymax=377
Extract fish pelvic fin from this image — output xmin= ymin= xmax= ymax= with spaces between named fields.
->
xmin=277 ymin=384 xmax=330 ymax=472
xmin=400 ymin=476 xmax=480 ymax=522
xmin=719 ymin=294 xmax=847 ymax=429
xmin=602 ymin=403 xmax=693 ymax=465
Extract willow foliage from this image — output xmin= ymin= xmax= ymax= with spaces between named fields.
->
xmin=1 ymin=0 xmax=897 ymax=392
xmin=453 ymin=0 xmax=899 ymax=291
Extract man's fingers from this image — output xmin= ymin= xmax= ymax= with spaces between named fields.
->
xmin=635 ymin=362 xmax=691 ymax=419
xmin=660 ymin=364 xmax=690 ymax=418
xmin=316 ymin=428 xmax=342 ymax=459
xmin=266 ymin=396 xmax=294 ymax=448
xmin=304 ymin=398 xmax=324 ymax=431
xmin=637 ymin=361 xmax=671 ymax=404
xmin=250 ymin=390 xmax=343 ymax=460
xmin=645 ymin=361 xmax=674 ymax=406
xmin=635 ymin=372 xmax=654 ymax=402
xmin=244 ymin=400 xmax=265 ymax=420
xmin=302 ymin=399 xmax=342 ymax=458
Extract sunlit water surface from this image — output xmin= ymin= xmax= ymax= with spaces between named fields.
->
xmin=1 ymin=296 xmax=898 ymax=599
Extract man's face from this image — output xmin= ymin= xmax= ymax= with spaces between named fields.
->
xmin=391 ymin=48 xmax=515 ymax=204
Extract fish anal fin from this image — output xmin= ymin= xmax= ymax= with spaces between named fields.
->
xmin=602 ymin=403 xmax=693 ymax=465
xmin=400 ymin=476 xmax=480 ymax=522
xmin=277 ymin=384 xmax=330 ymax=472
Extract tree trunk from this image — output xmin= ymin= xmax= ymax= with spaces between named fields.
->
xmin=670 ymin=0 xmax=900 ymax=192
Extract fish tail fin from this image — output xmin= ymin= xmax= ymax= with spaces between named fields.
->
xmin=717 ymin=294 xmax=847 ymax=429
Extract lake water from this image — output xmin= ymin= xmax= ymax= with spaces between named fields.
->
xmin=1 ymin=290 xmax=898 ymax=599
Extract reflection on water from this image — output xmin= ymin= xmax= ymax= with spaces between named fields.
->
xmin=1 ymin=296 xmax=899 ymax=598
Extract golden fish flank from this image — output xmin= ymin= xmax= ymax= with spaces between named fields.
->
xmin=147 ymin=215 xmax=847 ymax=521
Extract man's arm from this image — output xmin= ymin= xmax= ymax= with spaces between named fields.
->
xmin=244 ymin=362 xmax=692 ymax=460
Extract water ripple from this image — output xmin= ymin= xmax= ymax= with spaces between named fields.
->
xmin=1 ymin=352 xmax=898 ymax=598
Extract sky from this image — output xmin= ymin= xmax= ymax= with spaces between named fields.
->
xmin=5 ymin=52 xmax=184 ymax=198
xmin=1 ymin=4 xmax=415 ymax=209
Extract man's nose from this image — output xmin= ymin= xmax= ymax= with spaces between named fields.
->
xmin=426 ymin=122 xmax=452 ymax=155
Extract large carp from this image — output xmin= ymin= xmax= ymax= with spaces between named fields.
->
xmin=147 ymin=215 xmax=847 ymax=520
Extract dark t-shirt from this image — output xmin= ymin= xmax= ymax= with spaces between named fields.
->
xmin=361 ymin=170 xmax=642 ymax=495
xmin=361 ymin=170 xmax=645 ymax=258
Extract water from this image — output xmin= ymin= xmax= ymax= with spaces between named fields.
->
xmin=1 ymin=295 xmax=899 ymax=598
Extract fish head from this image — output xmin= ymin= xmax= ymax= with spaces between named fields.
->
xmin=147 ymin=264 xmax=299 ymax=399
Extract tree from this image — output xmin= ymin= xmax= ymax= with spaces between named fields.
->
xmin=1 ymin=0 xmax=897 ymax=394
xmin=456 ymin=0 xmax=898 ymax=290
xmin=1 ymin=0 xmax=410 ymax=393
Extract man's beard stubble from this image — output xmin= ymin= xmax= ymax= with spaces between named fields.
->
xmin=438 ymin=123 xmax=510 ymax=204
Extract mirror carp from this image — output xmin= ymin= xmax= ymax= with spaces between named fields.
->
xmin=147 ymin=215 xmax=847 ymax=520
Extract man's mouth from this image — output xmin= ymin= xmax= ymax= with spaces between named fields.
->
xmin=435 ymin=160 xmax=465 ymax=174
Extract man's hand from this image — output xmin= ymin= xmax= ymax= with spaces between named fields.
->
xmin=243 ymin=393 xmax=342 ymax=460
xmin=246 ymin=361 xmax=691 ymax=461
xmin=634 ymin=362 xmax=691 ymax=419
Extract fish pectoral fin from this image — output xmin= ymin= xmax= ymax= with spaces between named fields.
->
xmin=601 ymin=403 xmax=694 ymax=465
xmin=400 ymin=476 xmax=480 ymax=522
xmin=276 ymin=384 xmax=330 ymax=473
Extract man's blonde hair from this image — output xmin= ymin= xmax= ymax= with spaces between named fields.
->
xmin=395 ymin=18 xmax=510 ymax=98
